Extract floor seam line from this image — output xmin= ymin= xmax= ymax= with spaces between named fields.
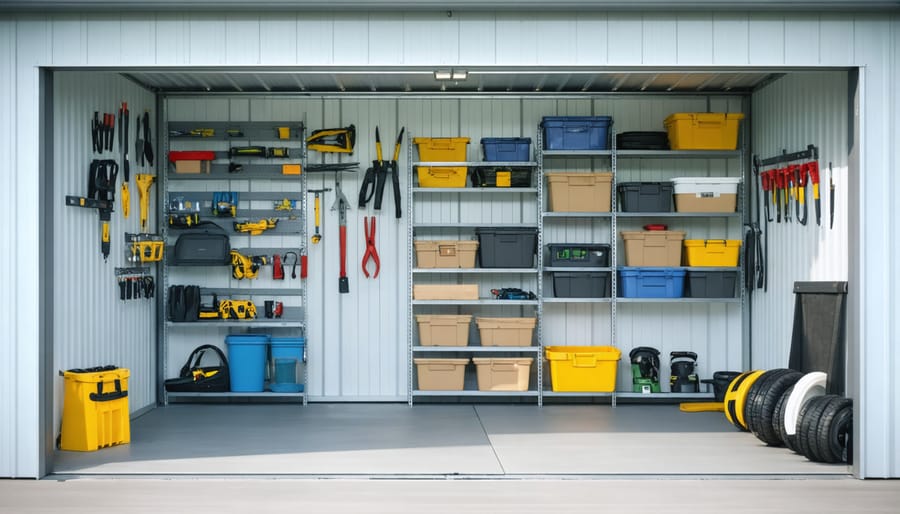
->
xmin=473 ymin=405 xmax=507 ymax=475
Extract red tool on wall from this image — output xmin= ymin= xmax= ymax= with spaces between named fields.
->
xmin=361 ymin=216 xmax=380 ymax=278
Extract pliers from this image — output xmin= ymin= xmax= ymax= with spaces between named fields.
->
xmin=361 ymin=216 xmax=380 ymax=278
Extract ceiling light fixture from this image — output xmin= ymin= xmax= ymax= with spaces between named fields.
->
xmin=434 ymin=69 xmax=468 ymax=81
xmin=451 ymin=70 xmax=468 ymax=81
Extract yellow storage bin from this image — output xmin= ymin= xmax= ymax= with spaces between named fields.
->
xmin=664 ymin=112 xmax=745 ymax=150
xmin=414 ymin=358 xmax=469 ymax=391
xmin=545 ymin=346 xmax=621 ymax=392
xmin=683 ymin=239 xmax=742 ymax=267
xmin=60 ymin=367 xmax=130 ymax=452
xmin=476 ymin=317 xmax=537 ymax=347
xmin=416 ymin=314 xmax=472 ymax=346
xmin=417 ymin=166 xmax=468 ymax=188
xmin=473 ymin=357 xmax=533 ymax=391
xmin=414 ymin=240 xmax=479 ymax=268
xmin=413 ymin=137 xmax=470 ymax=161
xmin=547 ymin=172 xmax=613 ymax=212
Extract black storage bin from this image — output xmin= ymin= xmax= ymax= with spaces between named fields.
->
xmin=547 ymin=244 xmax=610 ymax=267
xmin=552 ymin=272 xmax=611 ymax=298
xmin=686 ymin=271 xmax=738 ymax=298
xmin=617 ymin=182 xmax=674 ymax=212
xmin=470 ymin=167 xmax=532 ymax=188
xmin=616 ymin=131 xmax=669 ymax=150
xmin=475 ymin=228 xmax=537 ymax=268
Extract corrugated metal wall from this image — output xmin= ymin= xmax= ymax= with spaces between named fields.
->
xmin=52 ymin=72 xmax=158 ymax=437
xmin=2 ymin=9 xmax=898 ymax=478
xmin=749 ymin=72 xmax=850 ymax=369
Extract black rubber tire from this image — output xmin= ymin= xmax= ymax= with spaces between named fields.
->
xmin=827 ymin=402 xmax=853 ymax=465
xmin=814 ymin=397 xmax=852 ymax=463
xmin=795 ymin=395 xmax=829 ymax=457
xmin=752 ymin=370 xmax=803 ymax=446
xmin=786 ymin=393 xmax=816 ymax=453
xmin=748 ymin=369 xmax=796 ymax=438
xmin=772 ymin=385 xmax=795 ymax=447
xmin=798 ymin=395 xmax=841 ymax=461
xmin=745 ymin=369 xmax=792 ymax=436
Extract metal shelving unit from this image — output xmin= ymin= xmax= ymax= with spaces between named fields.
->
xmin=407 ymin=137 xmax=542 ymax=404
xmin=160 ymin=117 xmax=308 ymax=405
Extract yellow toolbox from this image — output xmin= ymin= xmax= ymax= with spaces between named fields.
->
xmin=414 ymin=240 xmax=479 ymax=268
xmin=416 ymin=314 xmax=473 ymax=346
xmin=683 ymin=239 xmax=743 ymax=267
xmin=620 ymin=230 xmax=686 ymax=267
xmin=60 ymin=367 xmax=130 ymax=452
xmin=473 ymin=357 xmax=533 ymax=391
xmin=545 ymin=346 xmax=621 ymax=392
xmin=546 ymin=172 xmax=613 ymax=212
xmin=413 ymin=284 xmax=479 ymax=300
xmin=417 ymin=166 xmax=468 ymax=188
xmin=476 ymin=317 xmax=537 ymax=347
xmin=414 ymin=137 xmax=471 ymax=188
xmin=663 ymin=112 xmax=745 ymax=150
xmin=414 ymin=358 xmax=469 ymax=390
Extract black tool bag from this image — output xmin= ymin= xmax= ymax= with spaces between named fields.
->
xmin=616 ymin=131 xmax=669 ymax=150
xmin=168 ymin=285 xmax=200 ymax=322
xmin=173 ymin=222 xmax=231 ymax=265
xmin=470 ymin=167 xmax=532 ymax=188
xmin=164 ymin=344 xmax=230 ymax=393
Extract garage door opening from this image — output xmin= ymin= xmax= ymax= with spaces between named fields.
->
xmin=44 ymin=66 xmax=854 ymax=478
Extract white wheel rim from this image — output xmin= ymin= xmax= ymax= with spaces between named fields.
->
xmin=783 ymin=371 xmax=827 ymax=436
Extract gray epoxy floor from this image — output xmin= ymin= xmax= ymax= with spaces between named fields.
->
xmin=53 ymin=403 xmax=848 ymax=476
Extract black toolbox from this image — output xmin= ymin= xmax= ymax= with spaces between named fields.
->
xmin=617 ymin=182 xmax=674 ymax=212
xmin=475 ymin=228 xmax=537 ymax=268
xmin=547 ymin=244 xmax=610 ymax=267
xmin=552 ymin=272 xmax=611 ymax=298
xmin=686 ymin=271 xmax=739 ymax=298
xmin=470 ymin=167 xmax=532 ymax=188
xmin=616 ymin=131 xmax=669 ymax=150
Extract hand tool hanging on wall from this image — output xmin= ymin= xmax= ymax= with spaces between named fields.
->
xmin=794 ymin=163 xmax=808 ymax=226
xmin=773 ymin=167 xmax=784 ymax=223
xmin=230 ymin=250 xmax=267 ymax=280
xmin=829 ymin=162 xmax=835 ymax=229
xmin=92 ymin=112 xmax=102 ymax=154
xmin=115 ymin=267 xmax=153 ymax=302
xmin=118 ymin=102 xmax=130 ymax=219
xmin=783 ymin=167 xmax=794 ymax=223
xmin=358 ymin=126 xmax=405 ymax=218
xmin=233 ymin=218 xmax=278 ymax=236
xmin=332 ymin=173 xmax=351 ymax=293
xmin=134 ymin=110 xmax=154 ymax=168
xmin=808 ymin=161 xmax=822 ymax=226
xmin=272 ymin=253 xmax=285 ymax=280
xmin=758 ymin=144 xmax=820 ymax=227
xmin=307 ymin=125 xmax=356 ymax=154
xmin=135 ymin=174 xmax=155 ymax=232
xmin=308 ymin=188 xmax=330 ymax=244
xmin=747 ymin=158 xmax=765 ymax=292
xmin=283 ymin=251 xmax=300 ymax=279
xmin=361 ymin=216 xmax=380 ymax=278
xmin=66 ymin=159 xmax=118 ymax=261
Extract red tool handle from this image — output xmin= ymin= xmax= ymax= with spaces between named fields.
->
xmin=300 ymin=255 xmax=308 ymax=279
xmin=340 ymin=226 xmax=347 ymax=277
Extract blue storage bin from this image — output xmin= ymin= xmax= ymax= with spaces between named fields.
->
xmin=619 ymin=267 xmax=686 ymax=298
xmin=481 ymin=137 xmax=532 ymax=161
xmin=269 ymin=337 xmax=305 ymax=393
xmin=224 ymin=334 xmax=270 ymax=392
xmin=541 ymin=116 xmax=612 ymax=150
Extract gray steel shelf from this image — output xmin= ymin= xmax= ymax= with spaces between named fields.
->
xmin=168 ymin=121 xmax=305 ymax=141
xmin=614 ymin=392 xmax=716 ymax=399
xmin=413 ymin=268 xmax=539 ymax=274
xmin=542 ymin=297 xmax=613 ymax=303
xmin=167 ymin=320 xmax=305 ymax=328
xmin=615 ymin=297 xmax=741 ymax=303
xmin=544 ymin=267 xmax=613 ymax=272
xmin=616 ymin=150 xmax=741 ymax=159
xmin=412 ymin=390 xmax=539 ymax=397
xmin=541 ymin=150 xmax=612 ymax=157
xmin=412 ymin=299 xmax=540 ymax=306
xmin=542 ymin=391 xmax=615 ymax=398
xmin=413 ymin=187 xmax=538 ymax=194
xmin=413 ymin=161 xmax=538 ymax=167
xmin=542 ymin=212 xmax=612 ymax=218
xmin=166 ymin=391 xmax=305 ymax=399
xmin=166 ymin=164 xmax=304 ymax=180
xmin=616 ymin=212 xmax=740 ymax=218
xmin=197 ymin=287 xmax=303 ymax=296
xmin=412 ymin=346 xmax=541 ymax=353
xmin=413 ymin=223 xmax=539 ymax=229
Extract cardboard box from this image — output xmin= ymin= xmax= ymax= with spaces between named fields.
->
xmin=620 ymin=230 xmax=686 ymax=266
xmin=414 ymin=240 xmax=479 ymax=269
xmin=174 ymin=160 xmax=210 ymax=174
xmin=472 ymin=357 xmax=533 ymax=391
xmin=547 ymin=172 xmax=613 ymax=212
xmin=476 ymin=317 xmax=536 ymax=346
xmin=414 ymin=358 xmax=469 ymax=391
xmin=413 ymin=284 xmax=479 ymax=300
xmin=416 ymin=314 xmax=472 ymax=346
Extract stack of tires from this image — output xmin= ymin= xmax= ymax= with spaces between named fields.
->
xmin=722 ymin=369 xmax=852 ymax=464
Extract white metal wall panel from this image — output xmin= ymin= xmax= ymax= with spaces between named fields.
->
xmin=120 ymin=14 xmax=158 ymax=65
xmin=643 ymin=14 xmax=678 ymax=64
xmin=784 ymin=14 xmax=821 ymax=65
xmin=259 ymin=15 xmax=296 ymax=65
xmin=2 ymin=8 xmax=898 ymax=478
xmin=677 ymin=14 xmax=714 ymax=65
xmin=575 ymin=13 xmax=608 ymax=65
xmin=52 ymin=72 xmax=158 ymax=444
xmin=189 ymin=15 xmax=227 ymax=65
xmin=333 ymin=15 xmax=369 ymax=65
xmin=51 ymin=14 xmax=87 ymax=65
xmin=225 ymin=14 xmax=261 ymax=65
xmin=86 ymin=14 xmax=121 ymax=66
xmin=0 ymin=15 xmax=17 ymax=479
xmin=402 ymin=12 xmax=458 ymax=66
xmin=750 ymin=71 xmax=849 ymax=370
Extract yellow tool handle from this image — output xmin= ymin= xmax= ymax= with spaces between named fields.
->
xmin=798 ymin=187 xmax=805 ymax=204
xmin=813 ymin=183 xmax=820 ymax=200
xmin=375 ymin=126 xmax=383 ymax=162
xmin=392 ymin=127 xmax=405 ymax=161
xmin=102 ymin=222 xmax=110 ymax=243
xmin=314 ymin=195 xmax=321 ymax=227
xmin=120 ymin=183 xmax=130 ymax=218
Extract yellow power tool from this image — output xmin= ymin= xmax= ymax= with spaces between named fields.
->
xmin=136 ymin=174 xmax=155 ymax=231
xmin=233 ymin=218 xmax=278 ymax=236
xmin=218 ymin=300 xmax=257 ymax=320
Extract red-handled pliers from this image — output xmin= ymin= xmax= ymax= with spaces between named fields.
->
xmin=362 ymin=216 xmax=380 ymax=278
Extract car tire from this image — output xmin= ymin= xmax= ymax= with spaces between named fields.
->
xmin=752 ymin=370 xmax=803 ymax=446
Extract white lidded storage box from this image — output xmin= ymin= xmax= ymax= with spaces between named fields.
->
xmin=670 ymin=177 xmax=741 ymax=213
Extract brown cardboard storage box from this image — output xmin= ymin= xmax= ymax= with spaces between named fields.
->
xmin=546 ymin=172 xmax=613 ymax=212
xmin=472 ymin=357 xmax=533 ymax=391
xmin=476 ymin=317 xmax=537 ymax=346
xmin=620 ymin=230 xmax=686 ymax=266
xmin=414 ymin=358 xmax=469 ymax=391
xmin=416 ymin=314 xmax=472 ymax=346
xmin=414 ymin=240 xmax=479 ymax=268
xmin=413 ymin=284 xmax=479 ymax=300
xmin=174 ymin=160 xmax=210 ymax=174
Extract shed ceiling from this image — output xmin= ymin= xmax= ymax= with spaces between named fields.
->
xmin=124 ymin=69 xmax=782 ymax=95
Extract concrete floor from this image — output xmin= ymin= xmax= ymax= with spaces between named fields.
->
xmin=53 ymin=403 xmax=847 ymax=476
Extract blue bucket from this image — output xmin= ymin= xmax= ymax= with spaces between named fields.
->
xmin=224 ymin=334 xmax=269 ymax=392
xmin=269 ymin=337 xmax=305 ymax=393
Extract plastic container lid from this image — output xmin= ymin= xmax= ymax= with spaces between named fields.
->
xmin=643 ymin=224 xmax=668 ymax=231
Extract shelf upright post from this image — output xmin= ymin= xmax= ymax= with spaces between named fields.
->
xmin=300 ymin=120 xmax=309 ymax=406
xmin=159 ymin=99 xmax=170 ymax=406
xmin=610 ymin=129 xmax=618 ymax=407
xmin=536 ymin=129 xmax=544 ymax=407
xmin=407 ymin=131 xmax=415 ymax=406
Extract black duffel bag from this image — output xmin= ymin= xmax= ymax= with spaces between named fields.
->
xmin=173 ymin=221 xmax=231 ymax=265
xmin=164 ymin=344 xmax=230 ymax=393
